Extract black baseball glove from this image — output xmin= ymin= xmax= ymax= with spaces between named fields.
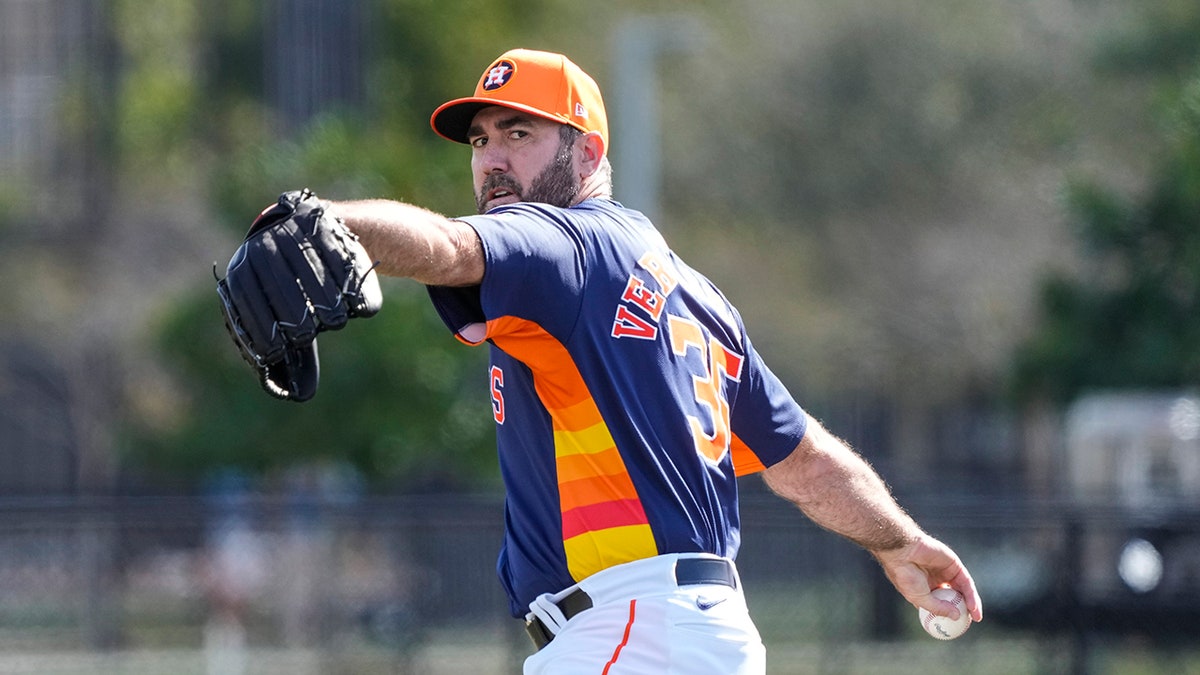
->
xmin=216 ymin=188 xmax=382 ymax=402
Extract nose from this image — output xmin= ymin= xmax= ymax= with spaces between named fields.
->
xmin=474 ymin=142 xmax=509 ymax=177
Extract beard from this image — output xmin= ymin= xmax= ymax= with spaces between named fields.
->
xmin=475 ymin=141 xmax=579 ymax=214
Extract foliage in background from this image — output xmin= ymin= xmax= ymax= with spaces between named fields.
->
xmin=203 ymin=0 xmax=600 ymax=225
xmin=127 ymin=282 xmax=495 ymax=488
xmin=102 ymin=0 xmax=1200 ymax=489
xmin=122 ymin=0 xmax=597 ymax=489
xmin=112 ymin=0 xmax=205 ymax=184
xmin=1009 ymin=1 xmax=1200 ymax=404
xmin=659 ymin=1 xmax=1143 ymax=407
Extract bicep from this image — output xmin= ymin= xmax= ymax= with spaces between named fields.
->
xmin=434 ymin=219 xmax=485 ymax=287
xmin=760 ymin=414 xmax=847 ymax=503
xmin=760 ymin=417 xmax=816 ymax=499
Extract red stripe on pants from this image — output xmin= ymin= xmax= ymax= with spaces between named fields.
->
xmin=601 ymin=599 xmax=637 ymax=674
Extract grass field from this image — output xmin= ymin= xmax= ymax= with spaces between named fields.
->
xmin=0 ymin=569 xmax=1196 ymax=674
xmin=0 ymin=635 xmax=1197 ymax=675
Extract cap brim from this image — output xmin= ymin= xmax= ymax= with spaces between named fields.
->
xmin=430 ymin=99 xmax=490 ymax=144
xmin=430 ymin=97 xmax=575 ymax=144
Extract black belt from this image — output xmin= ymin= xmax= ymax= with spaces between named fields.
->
xmin=524 ymin=557 xmax=737 ymax=650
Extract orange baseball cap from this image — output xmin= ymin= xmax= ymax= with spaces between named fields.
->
xmin=430 ymin=49 xmax=608 ymax=153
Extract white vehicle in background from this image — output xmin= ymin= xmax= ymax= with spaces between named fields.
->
xmin=987 ymin=391 xmax=1200 ymax=640
xmin=1065 ymin=391 xmax=1200 ymax=605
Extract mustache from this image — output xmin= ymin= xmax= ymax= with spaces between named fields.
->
xmin=482 ymin=174 xmax=521 ymax=197
xmin=476 ymin=173 xmax=523 ymax=213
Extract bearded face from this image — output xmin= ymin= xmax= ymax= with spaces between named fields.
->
xmin=474 ymin=126 xmax=581 ymax=214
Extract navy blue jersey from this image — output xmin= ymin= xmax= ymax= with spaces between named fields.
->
xmin=428 ymin=199 xmax=806 ymax=616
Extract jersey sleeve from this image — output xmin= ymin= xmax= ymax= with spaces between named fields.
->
xmin=427 ymin=205 xmax=586 ymax=344
xmin=728 ymin=336 xmax=807 ymax=475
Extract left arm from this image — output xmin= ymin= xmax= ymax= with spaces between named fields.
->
xmin=329 ymin=199 xmax=484 ymax=287
xmin=761 ymin=413 xmax=983 ymax=622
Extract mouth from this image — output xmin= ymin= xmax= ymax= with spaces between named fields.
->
xmin=477 ymin=174 xmax=525 ymax=213
xmin=488 ymin=187 xmax=518 ymax=203
xmin=480 ymin=183 xmax=522 ymax=211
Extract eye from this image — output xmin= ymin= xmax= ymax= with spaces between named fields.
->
xmin=509 ymin=129 xmax=528 ymax=140
xmin=470 ymin=136 xmax=488 ymax=148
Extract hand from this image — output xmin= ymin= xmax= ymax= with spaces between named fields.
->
xmin=872 ymin=533 xmax=983 ymax=622
xmin=216 ymin=189 xmax=382 ymax=401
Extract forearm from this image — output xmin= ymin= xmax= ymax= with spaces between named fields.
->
xmin=762 ymin=414 xmax=922 ymax=554
xmin=762 ymin=414 xmax=983 ymax=621
xmin=330 ymin=199 xmax=483 ymax=286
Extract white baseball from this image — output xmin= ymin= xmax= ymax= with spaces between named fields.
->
xmin=919 ymin=587 xmax=971 ymax=640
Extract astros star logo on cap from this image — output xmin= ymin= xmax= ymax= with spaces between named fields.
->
xmin=482 ymin=61 xmax=515 ymax=91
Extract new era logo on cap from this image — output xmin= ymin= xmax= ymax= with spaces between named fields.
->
xmin=574 ymin=102 xmax=588 ymax=119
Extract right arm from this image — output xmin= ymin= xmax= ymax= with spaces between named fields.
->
xmin=329 ymin=199 xmax=484 ymax=287
xmin=762 ymin=414 xmax=983 ymax=622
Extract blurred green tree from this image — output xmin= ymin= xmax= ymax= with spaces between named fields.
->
xmin=1009 ymin=2 xmax=1200 ymax=403
xmin=130 ymin=282 xmax=496 ymax=488
xmin=122 ymin=0 xmax=598 ymax=490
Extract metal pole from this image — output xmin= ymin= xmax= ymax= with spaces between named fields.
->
xmin=609 ymin=15 xmax=708 ymax=223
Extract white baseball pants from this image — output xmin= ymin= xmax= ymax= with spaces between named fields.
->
xmin=522 ymin=553 xmax=766 ymax=674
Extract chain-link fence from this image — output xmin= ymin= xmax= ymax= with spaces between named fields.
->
xmin=0 ymin=493 xmax=517 ymax=674
xmin=0 ymin=490 xmax=1197 ymax=674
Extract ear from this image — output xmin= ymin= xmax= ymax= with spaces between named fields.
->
xmin=577 ymin=131 xmax=606 ymax=178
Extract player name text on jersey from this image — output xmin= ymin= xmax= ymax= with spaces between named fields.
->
xmin=610 ymin=250 xmax=680 ymax=340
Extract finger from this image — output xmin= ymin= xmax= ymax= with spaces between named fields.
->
xmin=919 ymin=585 xmax=972 ymax=622
xmin=943 ymin=571 xmax=983 ymax=622
xmin=959 ymin=581 xmax=984 ymax=622
xmin=916 ymin=538 xmax=984 ymax=622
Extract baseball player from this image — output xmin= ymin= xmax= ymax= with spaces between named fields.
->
xmin=320 ymin=48 xmax=982 ymax=673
